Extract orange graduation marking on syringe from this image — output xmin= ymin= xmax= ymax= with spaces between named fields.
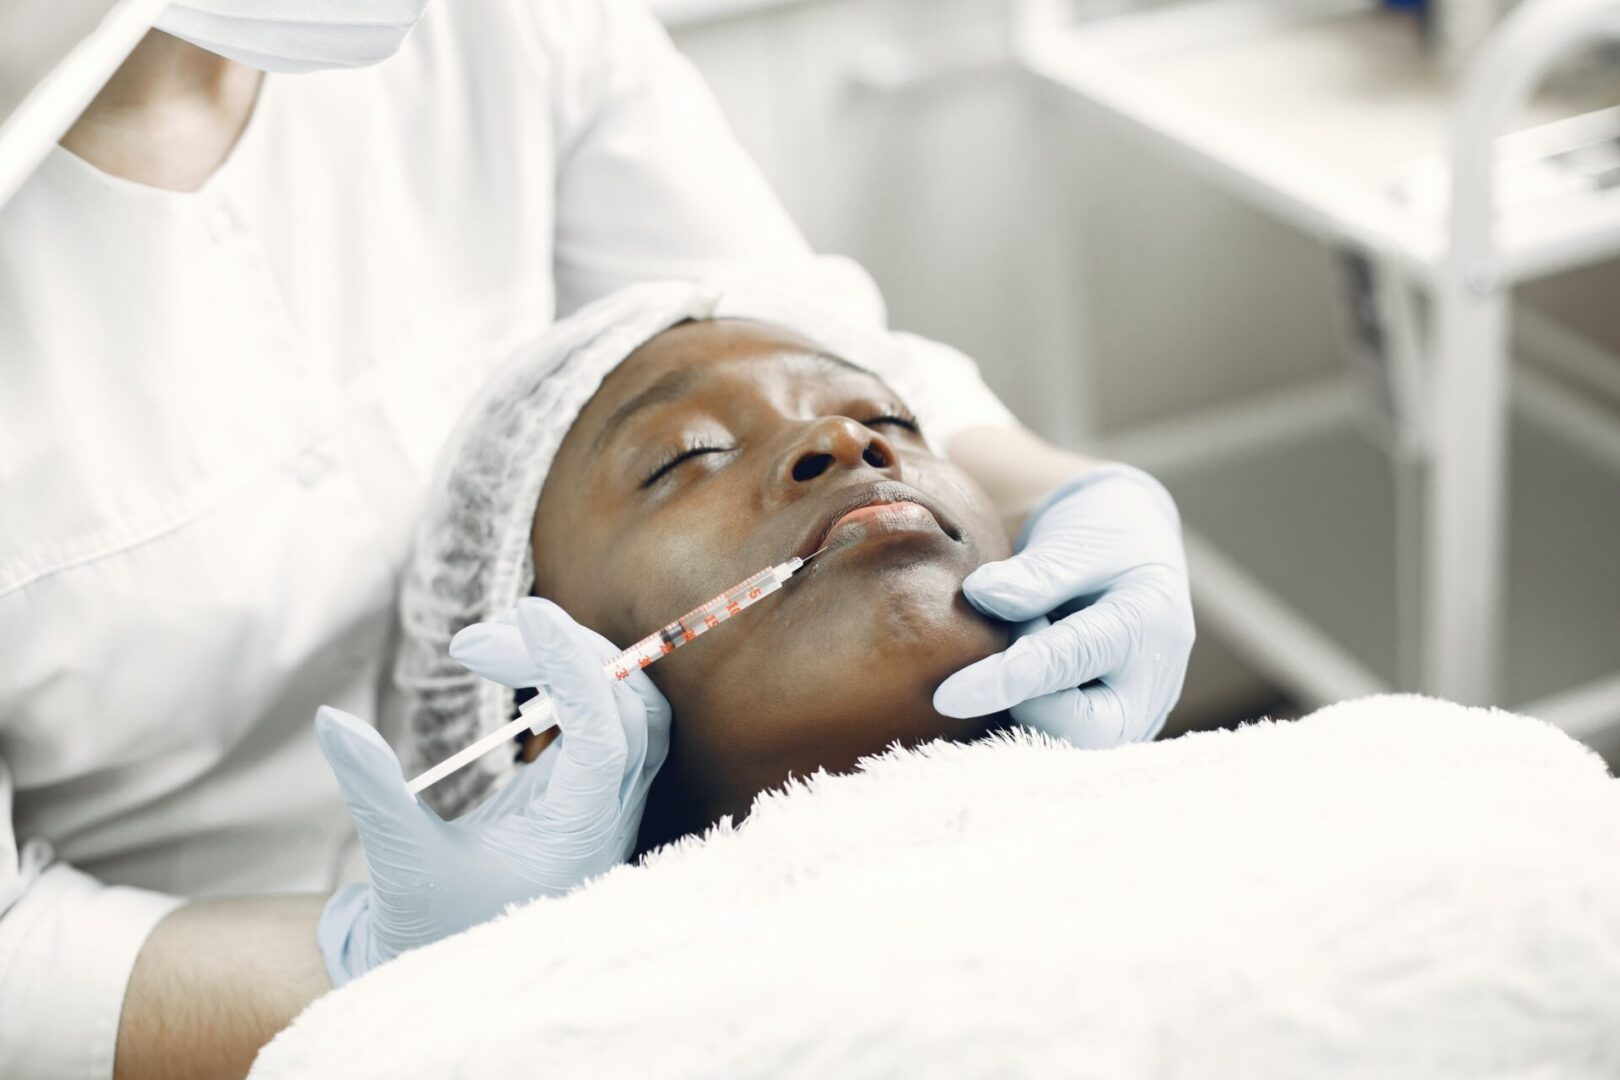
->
xmin=605 ymin=559 xmax=809 ymax=680
xmin=405 ymin=547 xmax=828 ymax=796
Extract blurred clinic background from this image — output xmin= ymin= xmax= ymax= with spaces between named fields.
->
xmin=6 ymin=0 xmax=1620 ymax=757
xmin=655 ymin=0 xmax=1620 ymax=758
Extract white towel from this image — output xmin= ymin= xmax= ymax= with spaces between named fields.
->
xmin=254 ymin=696 xmax=1620 ymax=1078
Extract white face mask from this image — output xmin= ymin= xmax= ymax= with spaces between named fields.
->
xmin=154 ymin=1 xmax=430 ymax=74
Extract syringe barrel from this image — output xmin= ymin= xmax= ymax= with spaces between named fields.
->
xmin=412 ymin=552 xmax=808 ymax=793
xmin=725 ymin=565 xmax=784 ymax=606
xmin=604 ymin=564 xmax=787 ymax=680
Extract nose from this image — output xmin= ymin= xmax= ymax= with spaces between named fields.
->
xmin=772 ymin=417 xmax=901 ymax=494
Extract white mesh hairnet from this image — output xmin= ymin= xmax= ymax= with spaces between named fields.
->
xmin=387 ymin=276 xmax=983 ymax=817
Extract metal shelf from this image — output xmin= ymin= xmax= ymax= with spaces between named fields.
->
xmin=1021 ymin=0 xmax=1620 ymax=736
xmin=1021 ymin=0 xmax=1620 ymax=284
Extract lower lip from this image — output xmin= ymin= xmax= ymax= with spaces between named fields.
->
xmin=822 ymin=500 xmax=942 ymax=551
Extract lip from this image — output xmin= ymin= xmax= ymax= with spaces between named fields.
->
xmin=797 ymin=480 xmax=960 ymax=561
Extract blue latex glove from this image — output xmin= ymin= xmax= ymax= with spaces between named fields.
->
xmin=933 ymin=465 xmax=1194 ymax=747
xmin=316 ymin=598 xmax=670 ymax=986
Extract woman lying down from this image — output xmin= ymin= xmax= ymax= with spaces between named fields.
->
xmin=443 ymin=280 xmax=1026 ymax=843
xmin=476 ymin=297 xmax=1020 ymax=853
xmin=291 ymin=282 xmax=1620 ymax=1078
xmin=316 ymin=278 xmax=1177 ymax=980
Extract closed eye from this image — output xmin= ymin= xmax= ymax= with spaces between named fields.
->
xmin=641 ymin=441 xmax=731 ymax=488
xmin=863 ymin=410 xmax=921 ymax=434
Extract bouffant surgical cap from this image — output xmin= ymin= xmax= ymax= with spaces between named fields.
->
xmin=386 ymin=276 xmax=1008 ymax=817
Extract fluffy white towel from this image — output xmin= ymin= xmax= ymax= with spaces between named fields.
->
xmin=254 ymin=697 xmax=1620 ymax=1078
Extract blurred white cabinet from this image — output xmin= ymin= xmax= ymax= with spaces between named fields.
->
xmin=1020 ymin=0 xmax=1620 ymax=742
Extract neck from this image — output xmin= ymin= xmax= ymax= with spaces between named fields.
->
xmin=94 ymin=29 xmax=249 ymax=106
xmin=59 ymin=30 xmax=263 ymax=192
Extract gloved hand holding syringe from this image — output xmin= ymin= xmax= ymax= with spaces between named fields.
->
xmin=317 ymin=546 xmax=825 ymax=987
xmin=409 ymin=546 xmax=827 ymax=793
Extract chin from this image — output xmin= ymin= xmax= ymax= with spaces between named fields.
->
xmin=850 ymin=560 xmax=1004 ymax=656
xmin=899 ymin=607 xmax=1010 ymax=687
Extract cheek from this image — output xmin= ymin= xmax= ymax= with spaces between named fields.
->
xmin=848 ymin=561 xmax=1009 ymax=684
xmin=657 ymin=559 xmax=1011 ymax=806
xmin=548 ymin=513 xmax=744 ymax=648
xmin=606 ymin=474 xmax=776 ymax=637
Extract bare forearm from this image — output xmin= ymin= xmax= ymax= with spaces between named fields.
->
xmin=947 ymin=424 xmax=1102 ymax=538
xmin=115 ymin=896 xmax=331 ymax=1080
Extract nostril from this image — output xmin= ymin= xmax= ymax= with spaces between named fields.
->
xmin=792 ymin=452 xmax=834 ymax=482
xmin=862 ymin=443 xmax=889 ymax=469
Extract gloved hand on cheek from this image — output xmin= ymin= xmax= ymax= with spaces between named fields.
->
xmin=932 ymin=465 xmax=1194 ymax=747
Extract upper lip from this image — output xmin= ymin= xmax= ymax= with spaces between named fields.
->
xmin=796 ymin=480 xmax=957 ymax=560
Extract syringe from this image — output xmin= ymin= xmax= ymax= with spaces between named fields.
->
xmin=406 ymin=548 xmax=826 ymax=795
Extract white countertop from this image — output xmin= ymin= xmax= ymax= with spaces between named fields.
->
xmin=1022 ymin=0 xmax=1620 ymax=282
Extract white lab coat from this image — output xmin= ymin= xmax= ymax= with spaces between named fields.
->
xmin=0 ymin=1 xmax=1012 ymax=1076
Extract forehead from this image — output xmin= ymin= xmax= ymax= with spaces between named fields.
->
xmin=583 ymin=319 xmax=886 ymax=451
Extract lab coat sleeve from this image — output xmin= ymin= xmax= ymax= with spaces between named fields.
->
xmin=539 ymin=0 xmax=1017 ymax=444
xmin=0 ymin=760 xmax=183 ymax=1080
xmin=541 ymin=0 xmax=887 ymax=322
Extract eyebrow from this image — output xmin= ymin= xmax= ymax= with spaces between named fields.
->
xmin=589 ymin=348 xmax=877 ymax=456
xmin=803 ymin=350 xmax=868 ymax=378
xmin=592 ymin=367 xmax=704 ymax=457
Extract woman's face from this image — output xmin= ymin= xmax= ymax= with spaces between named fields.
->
xmin=533 ymin=319 xmax=1011 ymax=832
